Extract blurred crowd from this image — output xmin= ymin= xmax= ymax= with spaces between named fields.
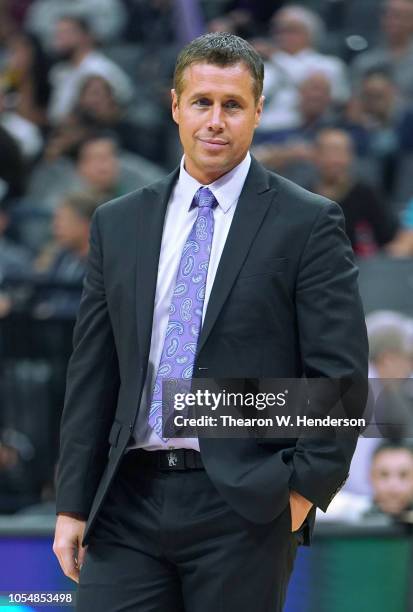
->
xmin=0 ymin=0 xmax=413 ymax=522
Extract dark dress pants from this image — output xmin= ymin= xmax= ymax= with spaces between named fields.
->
xmin=76 ymin=451 xmax=300 ymax=612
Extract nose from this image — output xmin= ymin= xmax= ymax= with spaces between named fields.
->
xmin=206 ymin=103 xmax=225 ymax=132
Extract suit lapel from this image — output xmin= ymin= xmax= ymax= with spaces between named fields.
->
xmin=135 ymin=168 xmax=179 ymax=364
xmin=197 ymin=158 xmax=279 ymax=356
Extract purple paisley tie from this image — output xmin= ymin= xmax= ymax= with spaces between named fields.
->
xmin=149 ymin=187 xmax=218 ymax=440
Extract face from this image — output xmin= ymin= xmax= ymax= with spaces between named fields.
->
xmin=272 ymin=14 xmax=311 ymax=54
xmin=299 ymin=73 xmax=331 ymax=120
xmin=7 ymin=35 xmax=33 ymax=73
xmin=315 ymin=131 xmax=353 ymax=182
xmin=382 ymin=0 xmax=413 ymax=42
xmin=53 ymin=19 xmax=85 ymax=58
xmin=375 ymin=349 xmax=412 ymax=379
xmin=78 ymin=77 xmax=118 ymax=120
xmin=53 ymin=205 xmax=88 ymax=249
xmin=171 ymin=62 xmax=263 ymax=184
xmin=370 ymin=449 xmax=413 ymax=514
xmin=77 ymin=139 xmax=119 ymax=192
xmin=361 ymin=75 xmax=395 ymax=119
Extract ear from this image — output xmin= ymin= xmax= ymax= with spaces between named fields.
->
xmin=254 ymin=95 xmax=265 ymax=128
xmin=171 ymin=89 xmax=179 ymax=125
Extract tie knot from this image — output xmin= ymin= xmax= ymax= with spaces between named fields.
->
xmin=193 ymin=187 xmax=217 ymax=209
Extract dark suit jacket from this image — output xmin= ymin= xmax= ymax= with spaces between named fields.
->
xmin=56 ymin=157 xmax=369 ymax=546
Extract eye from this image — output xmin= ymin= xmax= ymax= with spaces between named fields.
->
xmin=225 ymin=100 xmax=241 ymax=109
xmin=194 ymin=98 xmax=210 ymax=107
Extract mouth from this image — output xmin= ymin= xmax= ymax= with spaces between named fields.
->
xmin=198 ymin=138 xmax=229 ymax=150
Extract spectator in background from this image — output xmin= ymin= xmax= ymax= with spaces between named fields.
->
xmin=0 ymin=30 xmax=51 ymax=127
xmin=347 ymin=69 xmax=406 ymax=197
xmin=368 ymin=309 xmax=413 ymax=437
xmin=352 ymin=0 xmax=413 ymax=103
xmin=28 ymin=130 xmax=164 ymax=213
xmin=313 ymin=128 xmax=400 ymax=257
xmin=258 ymin=5 xmax=349 ymax=132
xmin=30 ymin=133 xmax=124 ymax=214
xmin=45 ymin=75 xmax=151 ymax=161
xmin=367 ymin=441 xmax=413 ymax=517
xmin=253 ymin=72 xmax=335 ymax=172
xmin=344 ymin=310 xmax=413 ymax=497
xmin=368 ymin=310 xmax=413 ymax=381
xmin=318 ymin=441 xmax=413 ymax=522
xmin=33 ymin=192 xmax=101 ymax=318
xmin=47 ymin=15 xmax=133 ymax=124
xmin=74 ymin=134 xmax=125 ymax=201
xmin=25 ymin=0 xmax=127 ymax=47
xmin=0 ymin=86 xmax=43 ymax=162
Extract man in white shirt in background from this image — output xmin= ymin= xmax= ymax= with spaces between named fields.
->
xmin=258 ymin=4 xmax=349 ymax=133
xmin=47 ymin=15 xmax=133 ymax=124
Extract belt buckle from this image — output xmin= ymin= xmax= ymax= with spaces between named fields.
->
xmin=161 ymin=450 xmax=186 ymax=470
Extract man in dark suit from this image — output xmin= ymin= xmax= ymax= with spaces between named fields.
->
xmin=53 ymin=33 xmax=368 ymax=611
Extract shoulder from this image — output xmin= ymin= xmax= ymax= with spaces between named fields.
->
xmin=262 ymin=163 xmax=340 ymax=218
xmin=249 ymin=161 xmax=345 ymax=246
xmin=94 ymin=170 xmax=177 ymax=222
xmin=352 ymin=47 xmax=388 ymax=71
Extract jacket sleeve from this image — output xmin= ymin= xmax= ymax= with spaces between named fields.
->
xmin=290 ymin=201 xmax=369 ymax=511
xmin=56 ymin=208 xmax=120 ymax=516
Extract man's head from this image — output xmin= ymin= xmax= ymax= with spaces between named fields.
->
xmin=314 ymin=128 xmax=354 ymax=183
xmin=299 ymin=72 xmax=332 ymax=123
xmin=360 ymin=69 xmax=397 ymax=123
xmin=367 ymin=311 xmax=413 ymax=378
xmin=171 ymin=32 xmax=264 ymax=184
xmin=382 ymin=0 xmax=413 ymax=46
xmin=53 ymin=192 xmax=100 ymax=254
xmin=370 ymin=441 xmax=413 ymax=515
xmin=53 ymin=15 xmax=94 ymax=61
xmin=77 ymin=75 xmax=120 ymax=123
xmin=271 ymin=5 xmax=324 ymax=55
xmin=75 ymin=135 xmax=120 ymax=194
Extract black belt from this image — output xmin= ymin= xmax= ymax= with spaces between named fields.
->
xmin=124 ymin=448 xmax=204 ymax=471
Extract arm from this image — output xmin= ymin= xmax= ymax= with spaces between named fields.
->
xmin=53 ymin=209 xmax=120 ymax=579
xmin=291 ymin=201 xmax=369 ymax=511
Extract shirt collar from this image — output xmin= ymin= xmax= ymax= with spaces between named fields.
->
xmin=175 ymin=152 xmax=251 ymax=214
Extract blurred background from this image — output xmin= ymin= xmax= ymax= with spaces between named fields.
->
xmin=0 ymin=0 xmax=413 ymax=610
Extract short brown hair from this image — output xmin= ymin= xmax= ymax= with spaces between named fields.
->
xmin=62 ymin=192 xmax=103 ymax=221
xmin=173 ymin=32 xmax=264 ymax=103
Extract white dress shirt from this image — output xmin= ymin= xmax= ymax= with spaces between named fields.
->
xmin=130 ymin=152 xmax=251 ymax=452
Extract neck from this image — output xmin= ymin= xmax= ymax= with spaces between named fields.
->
xmin=72 ymin=46 xmax=91 ymax=66
xmin=184 ymin=161 xmax=230 ymax=185
xmin=76 ymin=241 xmax=89 ymax=258
xmin=302 ymin=111 xmax=324 ymax=126
xmin=184 ymin=158 xmax=244 ymax=185
xmin=388 ymin=35 xmax=411 ymax=54
xmin=317 ymin=175 xmax=351 ymax=200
